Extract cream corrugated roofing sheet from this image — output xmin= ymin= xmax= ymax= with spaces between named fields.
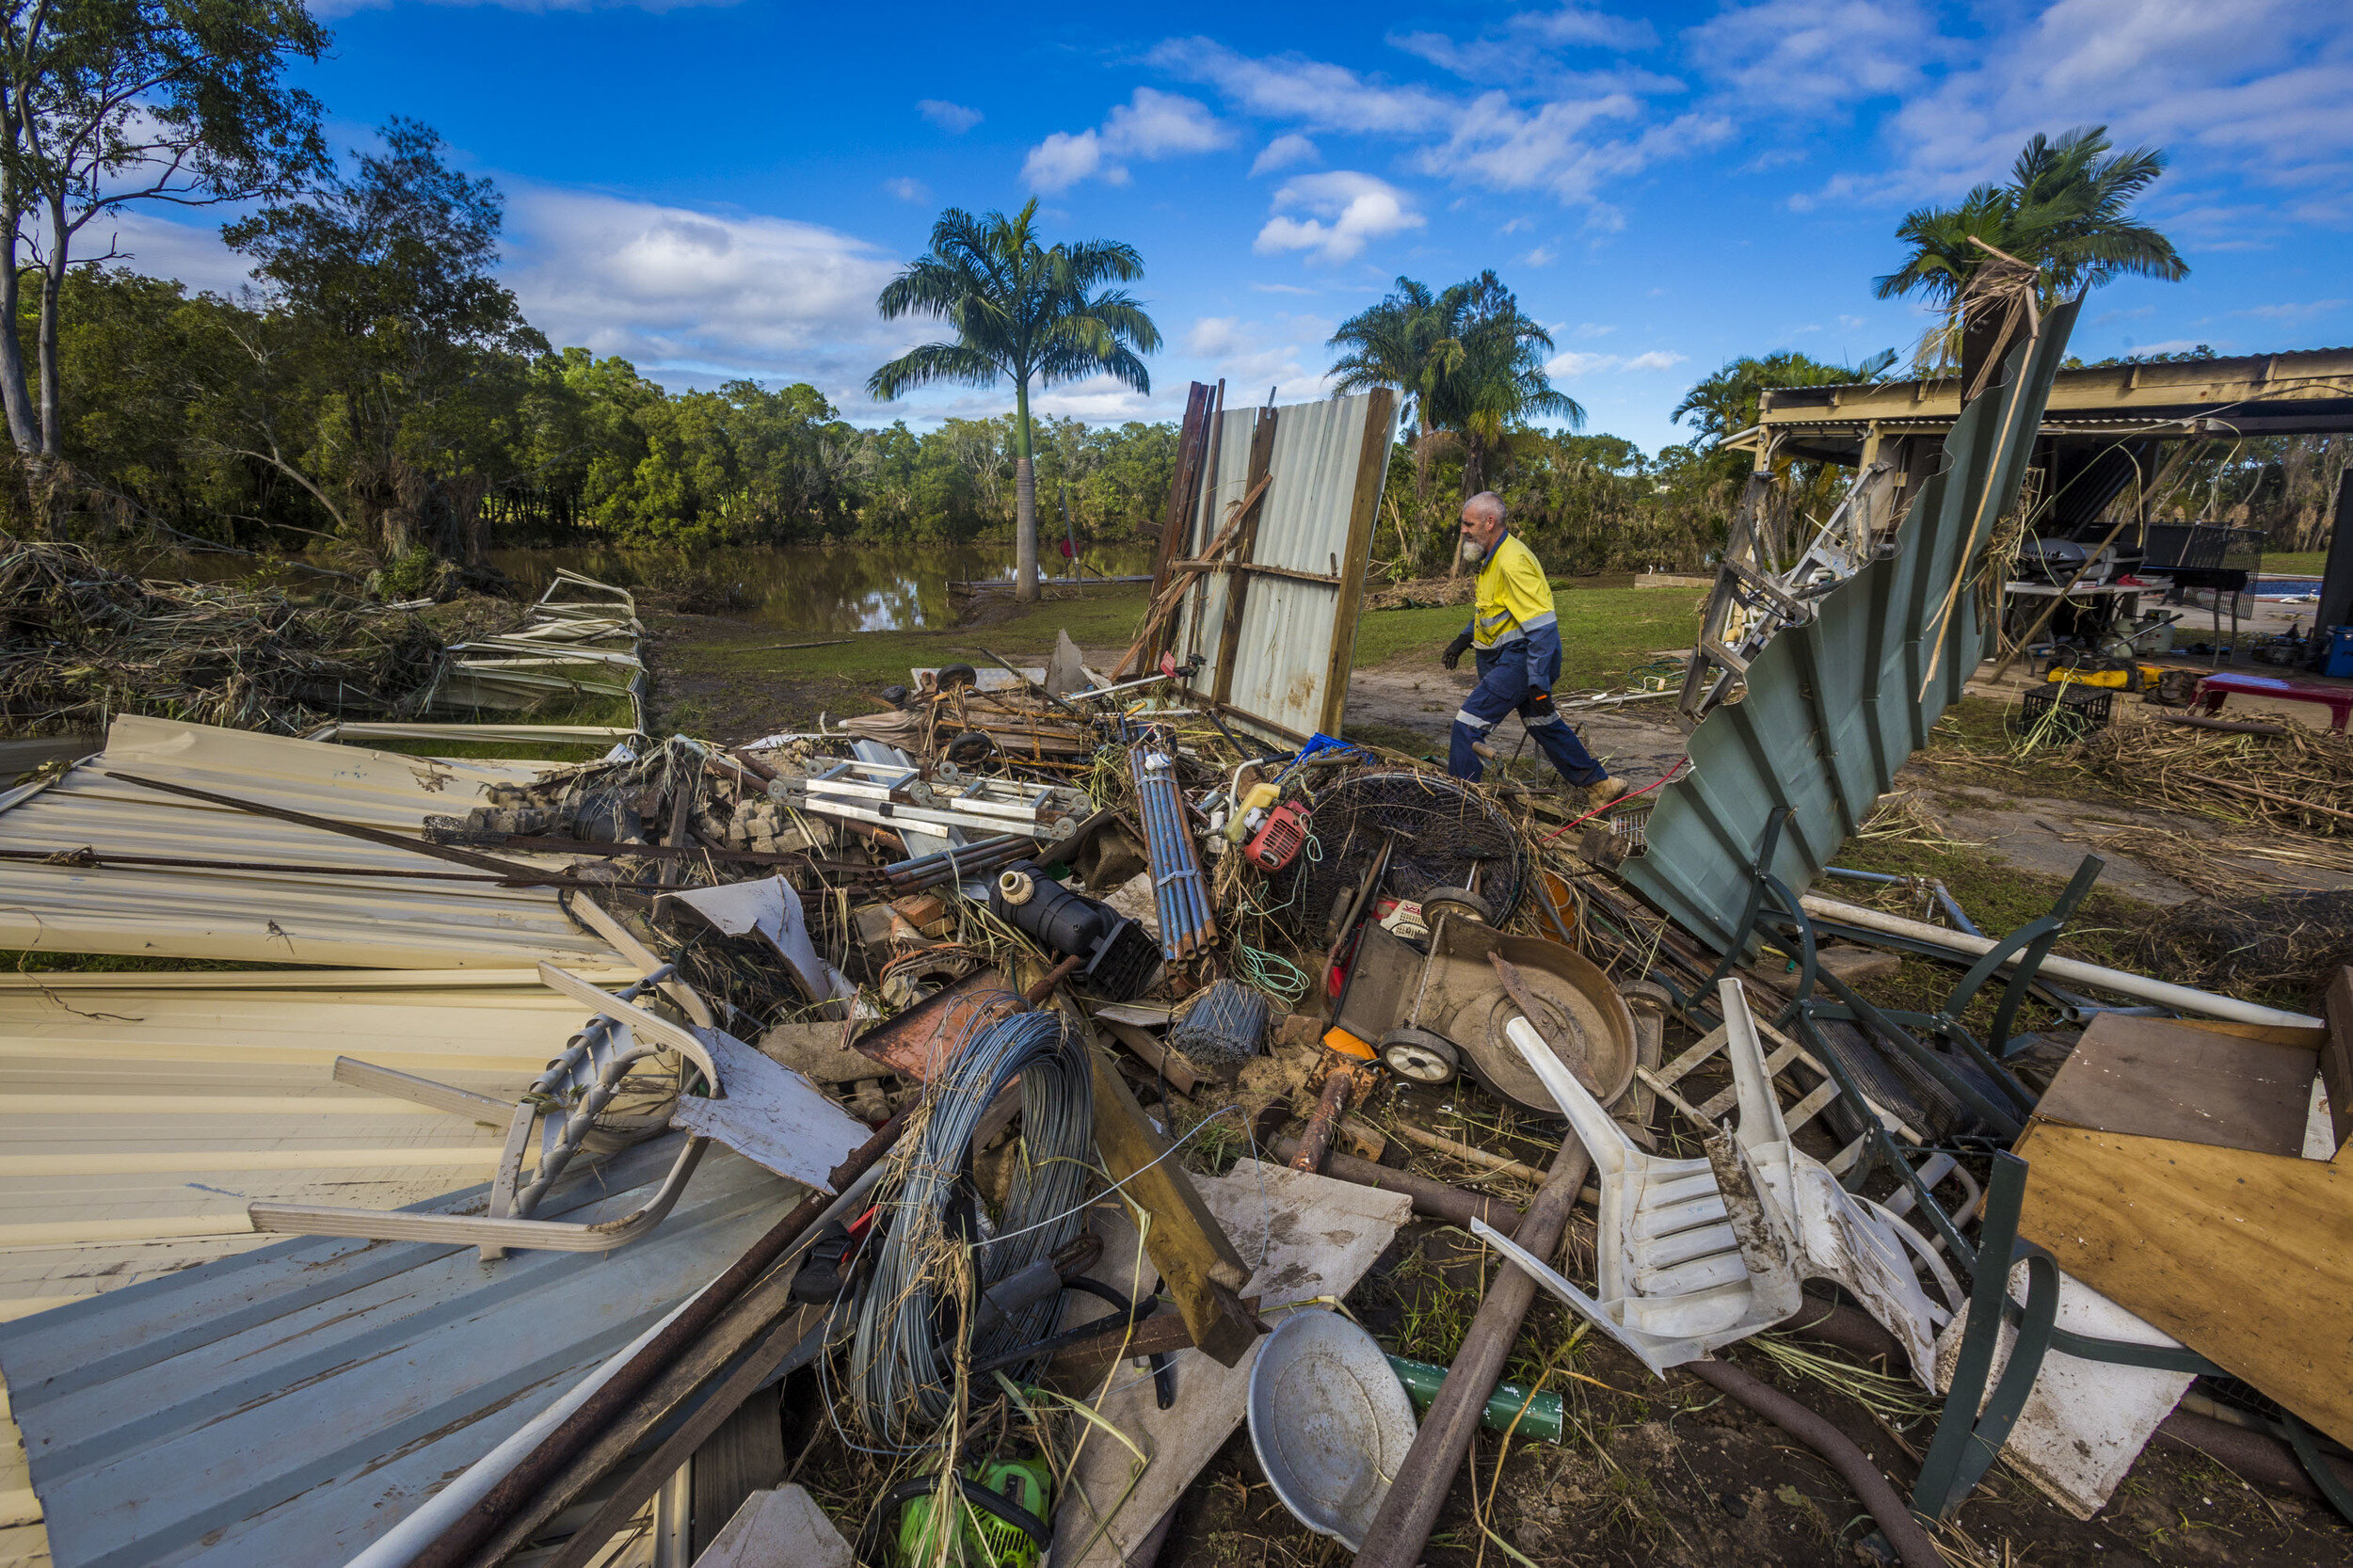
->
xmin=0 ymin=969 xmax=585 ymax=1319
xmin=0 ymin=968 xmax=607 ymax=1568
xmin=1173 ymin=390 xmax=1393 ymax=744
xmin=0 ymin=715 xmax=625 ymax=969
xmin=0 ymin=1133 xmax=792 ymax=1568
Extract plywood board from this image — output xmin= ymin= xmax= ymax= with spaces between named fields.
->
xmin=2014 ymin=1121 xmax=2353 ymax=1447
xmin=2032 ymin=1013 xmax=2316 ymax=1156
xmin=1052 ymin=1160 xmax=1411 ymax=1568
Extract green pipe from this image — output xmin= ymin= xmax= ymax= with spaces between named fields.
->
xmin=1386 ymin=1354 xmax=1563 ymax=1444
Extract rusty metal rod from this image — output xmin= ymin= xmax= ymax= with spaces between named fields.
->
xmin=1352 ymin=1121 xmax=1593 ymax=1568
xmin=1272 ymin=1138 xmax=1523 ymax=1237
xmin=1289 ymin=1064 xmax=1358 ymax=1173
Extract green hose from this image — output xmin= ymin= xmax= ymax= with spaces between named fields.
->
xmin=1385 ymin=1354 xmax=1563 ymax=1444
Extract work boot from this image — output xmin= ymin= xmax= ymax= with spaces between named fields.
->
xmin=1586 ymin=776 xmax=1628 ymax=811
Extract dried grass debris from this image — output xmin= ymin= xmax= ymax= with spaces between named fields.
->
xmin=0 ymin=532 xmax=464 ymax=735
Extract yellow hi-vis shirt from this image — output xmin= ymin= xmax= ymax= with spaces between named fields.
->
xmin=1469 ymin=531 xmax=1558 ymax=649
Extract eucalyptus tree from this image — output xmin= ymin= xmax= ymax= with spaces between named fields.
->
xmin=1876 ymin=125 xmax=2185 ymax=377
xmin=868 ymin=199 xmax=1159 ymax=601
xmin=0 ymin=0 xmax=328 ymax=460
xmin=221 ymin=118 xmax=545 ymax=564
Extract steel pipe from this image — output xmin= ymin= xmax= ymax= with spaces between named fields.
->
xmin=1798 ymin=893 xmax=2322 ymax=1028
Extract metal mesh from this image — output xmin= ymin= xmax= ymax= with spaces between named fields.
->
xmin=1279 ymin=768 xmax=1529 ymax=939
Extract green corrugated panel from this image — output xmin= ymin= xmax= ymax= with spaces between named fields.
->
xmin=1626 ymin=298 xmax=2081 ymax=952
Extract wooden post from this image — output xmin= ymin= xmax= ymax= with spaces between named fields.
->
xmin=1087 ymin=1041 xmax=1262 ymax=1366
xmin=1145 ymin=383 xmax=1213 ymax=600
xmin=1321 ymin=389 xmax=1396 ymax=736
xmin=1351 ymin=1126 xmax=1594 ymax=1568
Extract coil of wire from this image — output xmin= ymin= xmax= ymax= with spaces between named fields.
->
xmin=850 ymin=1003 xmax=1096 ymax=1446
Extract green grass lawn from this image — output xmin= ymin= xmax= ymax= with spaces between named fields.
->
xmin=2263 ymin=551 xmax=2329 ymax=576
xmin=1349 ymin=584 xmax=1706 ymax=687
xmin=677 ymin=580 xmax=1702 ymax=687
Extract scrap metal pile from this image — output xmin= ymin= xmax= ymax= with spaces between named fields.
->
xmin=2 ymin=366 xmax=2349 ymax=1568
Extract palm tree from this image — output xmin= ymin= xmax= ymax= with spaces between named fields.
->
xmin=2008 ymin=128 xmax=2185 ymax=297
xmin=1876 ymin=126 xmax=2185 ymax=376
xmin=1328 ymin=278 xmax=1455 ymax=514
xmin=1671 ymin=348 xmax=1897 ymax=451
xmin=1424 ymin=271 xmax=1581 ymax=500
xmin=1327 ymin=278 xmax=1449 ymax=442
xmin=869 ymin=200 xmax=1160 ymax=601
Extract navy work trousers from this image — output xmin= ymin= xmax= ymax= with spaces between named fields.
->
xmin=1448 ymin=646 xmax=1606 ymax=787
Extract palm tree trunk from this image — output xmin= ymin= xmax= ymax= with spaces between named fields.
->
xmin=1012 ymin=377 xmax=1038 ymax=603
xmin=1446 ymin=435 xmax=1483 ymax=581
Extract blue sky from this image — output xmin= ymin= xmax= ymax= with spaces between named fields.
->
xmin=121 ymin=0 xmax=2353 ymax=454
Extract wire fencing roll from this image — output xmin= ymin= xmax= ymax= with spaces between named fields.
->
xmin=850 ymin=1004 xmax=1096 ymax=1447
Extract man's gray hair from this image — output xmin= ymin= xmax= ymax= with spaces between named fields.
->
xmin=1463 ymin=492 xmax=1506 ymax=527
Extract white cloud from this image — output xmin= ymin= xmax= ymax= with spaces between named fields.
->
xmin=1525 ymin=5 xmax=1660 ymax=50
xmin=1251 ymin=281 xmax=1321 ymax=296
xmin=1523 ymin=246 xmax=1559 ymax=265
xmin=2093 ymin=304 xmax=2158 ymax=325
xmin=1181 ymin=312 xmax=1337 ymax=397
xmin=917 ymin=99 xmax=983 ymax=134
xmin=1022 ymin=131 xmax=1117 ymax=194
xmin=1836 ymin=313 xmax=1869 ymax=329
xmin=96 ymin=209 xmax=253 ymax=296
xmin=1023 ymin=87 xmax=1232 ymax=192
xmin=2123 ymin=338 xmax=2223 ymax=356
xmin=1417 ymin=94 xmax=1731 ymax=208
xmin=1545 ymin=347 xmax=1686 ymax=376
xmin=502 ymin=187 xmax=912 ymax=414
xmin=1151 ymin=37 xmax=1452 ymax=135
xmin=1253 ymin=171 xmax=1424 ymax=264
xmin=1392 ymin=6 xmax=1663 ymax=86
xmin=882 ymin=176 xmax=928 ymax=202
xmin=2231 ymin=299 xmax=2346 ymax=321
xmin=1251 ymin=133 xmax=1320 ymax=176
xmin=1833 ymin=0 xmax=2353 ymax=225
xmin=1684 ymin=0 xmax=1946 ymax=113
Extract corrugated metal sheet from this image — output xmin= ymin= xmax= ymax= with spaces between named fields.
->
xmin=0 ymin=1133 xmax=793 ymax=1568
xmin=1625 ymin=299 xmax=2082 ymax=952
xmin=1173 ymin=391 xmax=1395 ymax=744
xmin=434 ymin=572 xmax=648 ymax=730
xmin=0 ymin=716 xmax=624 ymax=969
xmin=0 ymin=969 xmax=587 ymax=1320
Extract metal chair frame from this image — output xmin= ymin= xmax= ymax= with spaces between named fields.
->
xmin=1652 ymin=808 xmax=2353 ymax=1525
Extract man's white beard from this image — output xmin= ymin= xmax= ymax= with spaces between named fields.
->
xmin=1460 ymin=538 xmax=1486 ymax=566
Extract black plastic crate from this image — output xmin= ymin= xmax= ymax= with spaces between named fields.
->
xmin=2020 ymin=680 xmax=2112 ymax=741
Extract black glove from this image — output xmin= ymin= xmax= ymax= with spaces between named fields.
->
xmin=1442 ymin=630 xmax=1474 ymax=671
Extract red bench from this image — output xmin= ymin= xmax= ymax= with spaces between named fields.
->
xmin=2194 ymin=671 xmax=2353 ymax=732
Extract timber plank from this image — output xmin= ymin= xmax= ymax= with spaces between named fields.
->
xmin=2324 ymin=968 xmax=2353 ymax=1156
xmin=1087 ymin=1043 xmax=1260 ymax=1366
